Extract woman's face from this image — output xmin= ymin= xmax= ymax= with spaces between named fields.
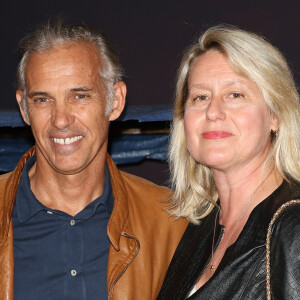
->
xmin=184 ymin=51 xmax=278 ymax=173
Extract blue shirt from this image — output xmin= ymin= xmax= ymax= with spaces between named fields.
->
xmin=12 ymin=155 xmax=113 ymax=300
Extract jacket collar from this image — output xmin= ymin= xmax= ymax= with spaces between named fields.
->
xmin=0 ymin=146 xmax=134 ymax=252
xmin=0 ymin=146 xmax=35 ymax=247
xmin=105 ymin=154 xmax=135 ymax=251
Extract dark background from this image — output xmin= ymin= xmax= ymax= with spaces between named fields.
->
xmin=1 ymin=0 xmax=300 ymax=185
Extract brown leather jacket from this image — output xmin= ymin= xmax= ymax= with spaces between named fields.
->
xmin=0 ymin=147 xmax=187 ymax=300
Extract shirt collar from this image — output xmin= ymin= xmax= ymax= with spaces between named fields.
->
xmin=15 ymin=155 xmax=114 ymax=223
xmin=15 ymin=155 xmax=43 ymax=223
xmin=75 ymin=164 xmax=113 ymax=220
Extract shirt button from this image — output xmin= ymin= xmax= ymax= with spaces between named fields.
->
xmin=71 ymin=269 xmax=77 ymax=276
xmin=70 ymin=219 xmax=76 ymax=226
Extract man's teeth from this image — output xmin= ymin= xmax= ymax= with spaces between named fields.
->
xmin=52 ymin=136 xmax=83 ymax=145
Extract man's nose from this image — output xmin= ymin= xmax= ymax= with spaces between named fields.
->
xmin=51 ymin=101 xmax=75 ymax=129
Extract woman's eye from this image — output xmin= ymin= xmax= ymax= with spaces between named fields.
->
xmin=229 ymin=92 xmax=244 ymax=99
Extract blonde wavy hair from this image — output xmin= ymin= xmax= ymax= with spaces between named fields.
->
xmin=169 ymin=25 xmax=300 ymax=224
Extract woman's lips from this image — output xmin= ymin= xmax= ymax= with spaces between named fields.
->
xmin=202 ymin=131 xmax=233 ymax=139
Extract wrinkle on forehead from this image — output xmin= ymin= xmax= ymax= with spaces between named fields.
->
xmin=25 ymin=42 xmax=103 ymax=95
xmin=26 ymin=42 xmax=101 ymax=81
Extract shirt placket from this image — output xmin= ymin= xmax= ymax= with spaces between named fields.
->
xmin=62 ymin=217 xmax=86 ymax=300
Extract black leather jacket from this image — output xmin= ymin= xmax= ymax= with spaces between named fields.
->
xmin=157 ymin=180 xmax=300 ymax=299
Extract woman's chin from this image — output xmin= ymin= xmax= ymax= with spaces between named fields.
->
xmin=194 ymin=154 xmax=233 ymax=169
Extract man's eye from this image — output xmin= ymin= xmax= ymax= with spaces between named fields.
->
xmin=193 ymin=95 xmax=208 ymax=101
xmin=75 ymin=94 xmax=87 ymax=99
xmin=34 ymin=97 xmax=48 ymax=103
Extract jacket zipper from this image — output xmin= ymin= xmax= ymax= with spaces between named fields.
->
xmin=108 ymin=232 xmax=140 ymax=300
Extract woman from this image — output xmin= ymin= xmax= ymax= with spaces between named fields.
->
xmin=157 ymin=25 xmax=300 ymax=299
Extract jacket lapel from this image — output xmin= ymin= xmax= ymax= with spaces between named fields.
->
xmin=0 ymin=147 xmax=36 ymax=300
xmin=158 ymin=209 xmax=220 ymax=299
xmin=105 ymin=155 xmax=140 ymax=298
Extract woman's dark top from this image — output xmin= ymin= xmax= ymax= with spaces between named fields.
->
xmin=157 ymin=180 xmax=300 ymax=300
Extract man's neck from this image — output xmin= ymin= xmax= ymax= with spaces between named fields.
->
xmin=28 ymin=155 xmax=106 ymax=216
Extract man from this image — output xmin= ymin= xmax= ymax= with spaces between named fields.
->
xmin=0 ymin=22 xmax=187 ymax=300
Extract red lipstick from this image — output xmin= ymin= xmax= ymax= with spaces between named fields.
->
xmin=202 ymin=131 xmax=233 ymax=139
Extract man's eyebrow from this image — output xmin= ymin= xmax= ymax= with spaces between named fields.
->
xmin=70 ymin=87 xmax=93 ymax=92
xmin=28 ymin=91 xmax=50 ymax=98
xmin=28 ymin=87 xmax=93 ymax=98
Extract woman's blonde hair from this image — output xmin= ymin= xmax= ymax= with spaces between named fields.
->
xmin=169 ymin=25 xmax=300 ymax=224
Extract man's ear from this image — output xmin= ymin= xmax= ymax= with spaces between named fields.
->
xmin=16 ymin=90 xmax=30 ymax=125
xmin=109 ymin=81 xmax=127 ymax=121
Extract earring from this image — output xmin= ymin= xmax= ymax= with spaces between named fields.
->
xmin=271 ymin=129 xmax=279 ymax=138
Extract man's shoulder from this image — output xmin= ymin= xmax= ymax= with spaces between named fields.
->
xmin=0 ymin=172 xmax=12 ymax=187
xmin=118 ymin=169 xmax=187 ymax=230
xmin=117 ymin=170 xmax=175 ymax=218
xmin=0 ymin=172 xmax=14 ymax=216
xmin=0 ymin=172 xmax=12 ymax=179
xmin=119 ymin=170 xmax=171 ymax=199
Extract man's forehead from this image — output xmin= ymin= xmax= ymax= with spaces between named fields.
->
xmin=27 ymin=41 xmax=101 ymax=69
xmin=23 ymin=43 xmax=105 ymax=94
xmin=25 ymin=42 xmax=103 ymax=82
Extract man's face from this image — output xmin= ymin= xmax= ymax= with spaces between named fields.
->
xmin=17 ymin=42 xmax=125 ymax=175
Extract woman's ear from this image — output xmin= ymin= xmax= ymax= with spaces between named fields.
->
xmin=270 ymin=114 xmax=279 ymax=133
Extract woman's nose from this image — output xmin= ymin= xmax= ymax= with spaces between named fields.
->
xmin=206 ymin=97 xmax=226 ymax=122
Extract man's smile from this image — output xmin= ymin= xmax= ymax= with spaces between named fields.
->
xmin=50 ymin=136 xmax=83 ymax=145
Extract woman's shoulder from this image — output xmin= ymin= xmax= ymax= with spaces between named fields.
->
xmin=269 ymin=198 xmax=300 ymax=298
xmin=255 ymin=179 xmax=300 ymax=222
xmin=275 ymin=180 xmax=300 ymax=220
xmin=271 ymin=198 xmax=300 ymax=232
